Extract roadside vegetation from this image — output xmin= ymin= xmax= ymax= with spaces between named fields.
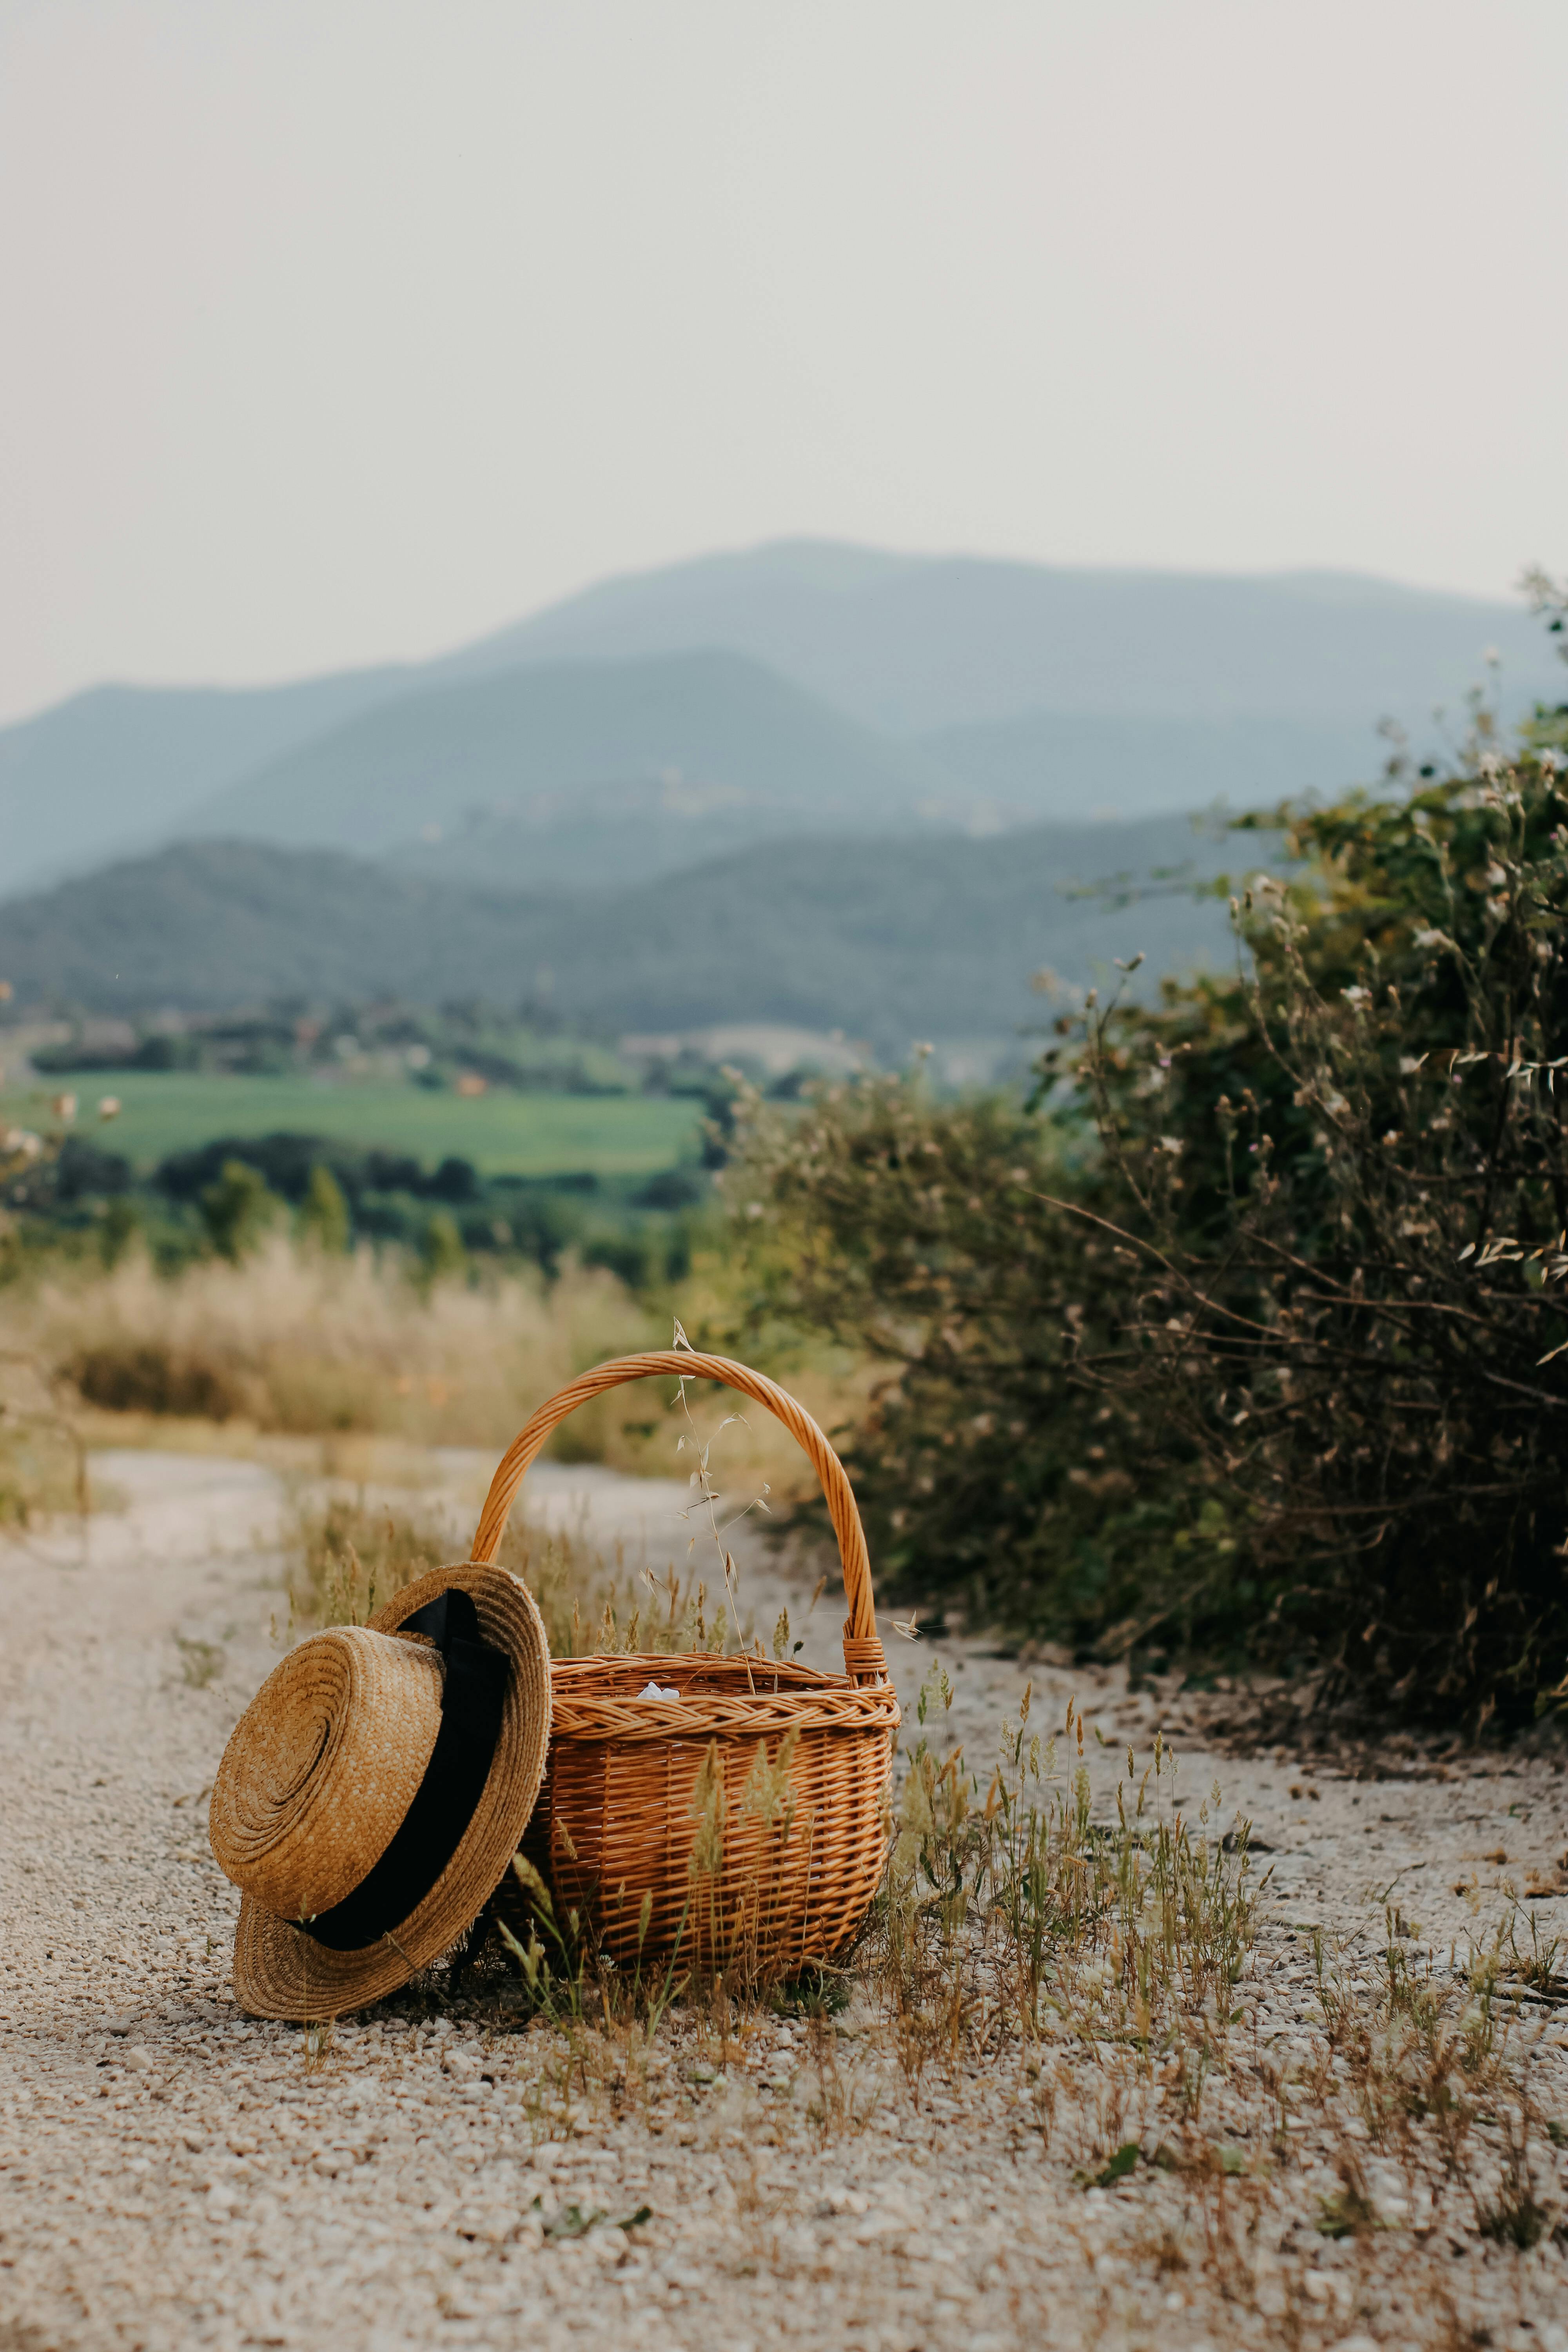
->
xmin=1 ymin=1239 xmax=653 ymax=1453
xmin=724 ymin=582 xmax=1568 ymax=1730
xmin=287 ymin=1486 xmax=764 ymax=1661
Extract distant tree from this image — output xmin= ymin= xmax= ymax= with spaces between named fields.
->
xmin=200 ymin=1160 xmax=280 ymax=1264
xmin=98 ymin=1196 xmax=140 ymax=1270
xmin=419 ymin=1209 xmax=466 ymax=1285
xmin=298 ymin=1164 xmax=350 ymax=1255
xmin=426 ymin=1156 xmax=480 ymax=1205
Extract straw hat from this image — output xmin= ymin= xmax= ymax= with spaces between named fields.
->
xmin=210 ymin=1564 xmax=550 ymax=2020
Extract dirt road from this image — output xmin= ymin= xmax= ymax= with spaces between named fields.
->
xmin=5 ymin=1450 xmax=1568 ymax=2351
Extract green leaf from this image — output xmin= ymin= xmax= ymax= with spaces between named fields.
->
xmin=1080 ymin=2141 xmax=1141 ymax=2189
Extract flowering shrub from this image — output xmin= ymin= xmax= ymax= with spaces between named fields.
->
xmin=730 ymin=589 xmax=1568 ymax=1725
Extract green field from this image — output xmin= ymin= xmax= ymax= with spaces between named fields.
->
xmin=5 ymin=1074 xmax=704 ymax=1178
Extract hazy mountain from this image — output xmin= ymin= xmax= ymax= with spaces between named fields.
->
xmin=920 ymin=708 xmax=1379 ymax=825
xmin=0 ymin=666 xmax=412 ymax=893
xmin=382 ymin=776 xmax=897 ymax=891
xmin=2 ymin=539 xmax=1552 ymax=898
xmin=443 ymin=540 xmax=1558 ymax=734
xmin=0 ymin=820 xmax=1261 ymax=1054
xmin=181 ymin=651 xmax=941 ymax=873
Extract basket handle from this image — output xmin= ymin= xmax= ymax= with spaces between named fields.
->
xmin=469 ymin=1350 xmax=887 ymax=1683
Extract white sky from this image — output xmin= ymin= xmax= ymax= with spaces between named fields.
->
xmin=1 ymin=0 xmax=1564 ymax=724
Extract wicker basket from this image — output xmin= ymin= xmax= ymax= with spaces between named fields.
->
xmin=472 ymin=1350 xmax=900 ymax=1978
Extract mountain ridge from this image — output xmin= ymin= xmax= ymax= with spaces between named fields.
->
xmin=2 ymin=537 xmax=1552 ymax=900
xmin=0 ymin=665 xmax=412 ymax=893
xmin=180 ymin=648 xmax=942 ymax=877
xmin=0 ymin=824 xmax=1259 ymax=1055
xmin=441 ymin=539 xmax=1555 ymax=730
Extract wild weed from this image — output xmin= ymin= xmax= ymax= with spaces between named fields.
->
xmin=1316 ymin=2149 xmax=1382 ymax=2239
xmin=0 ymin=1348 xmax=88 ymax=1525
xmin=286 ymin=1486 xmax=751 ymax=1659
xmin=876 ymin=1661 xmax=1262 ymax=2090
xmin=286 ymin=1492 xmax=454 ymax=1630
xmin=174 ymin=1635 xmax=225 ymax=1688
xmin=1505 ymin=1903 xmax=1564 ymax=1998
xmin=1474 ymin=2109 xmax=1552 ymax=2248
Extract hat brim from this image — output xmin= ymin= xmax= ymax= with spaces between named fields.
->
xmin=230 ymin=1564 xmax=550 ymax=2020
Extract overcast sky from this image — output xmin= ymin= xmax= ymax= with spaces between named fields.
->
xmin=1 ymin=0 xmax=1564 ymax=724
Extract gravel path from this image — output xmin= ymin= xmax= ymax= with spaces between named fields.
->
xmin=7 ymin=1450 xmax=1568 ymax=2351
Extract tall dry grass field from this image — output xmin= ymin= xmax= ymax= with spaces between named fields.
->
xmin=7 ymin=1240 xmax=653 ymax=1452
xmin=3 ymin=1237 xmax=871 ymax=1502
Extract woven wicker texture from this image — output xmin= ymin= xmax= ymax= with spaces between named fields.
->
xmin=220 ymin=1564 xmax=551 ymax=2020
xmin=475 ymin=1351 xmax=900 ymax=1974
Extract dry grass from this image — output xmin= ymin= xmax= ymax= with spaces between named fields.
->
xmin=0 ymin=1420 xmax=85 ymax=1527
xmin=0 ymin=1351 xmax=88 ymax=1525
xmin=7 ymin=1238 xmax=656 ymax=1455
xmin=6 ymin=1237 xmax=871 ymax=1508
xmin=280 ymin=1484 xmax=1267 ymax=2045
xmin=286 ymin=1490 xmax=759 ymax=1663
xmin=875 ymin=1669 xmax=1262 ymax=2098
xmin=856 ymin=1687 xmax=1568 ymax=2334
xmin=407 ymin=1603 xmax=1563 ymax=2232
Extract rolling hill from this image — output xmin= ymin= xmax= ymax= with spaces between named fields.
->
xmin=181 ymin=650 xmax=941 ymax=879
xmin=0 ymin=822 xmax=1263 ymax=1056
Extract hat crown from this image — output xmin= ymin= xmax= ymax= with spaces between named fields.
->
xmin=210 ymin=1626 xmax=445 ymax=1920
